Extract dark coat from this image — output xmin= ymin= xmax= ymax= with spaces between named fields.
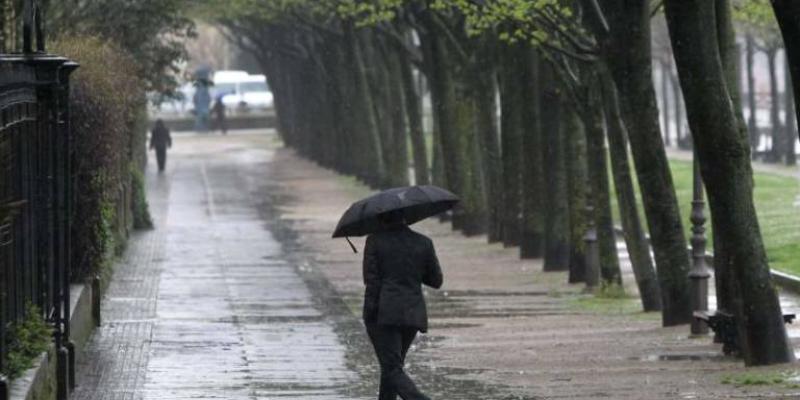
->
xmin=362 ymin=225 xmax=443 ymax=333
xmin=150 ymin=125 xmax=172 ymax=150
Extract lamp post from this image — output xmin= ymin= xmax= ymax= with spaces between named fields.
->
xmin=689 ymin=152 xmax=711 ymax=336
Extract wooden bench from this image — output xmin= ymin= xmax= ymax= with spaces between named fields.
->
xmin=694 ymin=311 xmax=796 ymax=355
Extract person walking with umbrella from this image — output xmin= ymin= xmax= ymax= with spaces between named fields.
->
xmin=333 ymin=185 xmax=456 ymax=400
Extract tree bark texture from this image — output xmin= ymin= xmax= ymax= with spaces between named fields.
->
xmin=582 ymin=84 xmax=621 ymax=285
xmin=520 ymin=48 xmax=546 ymax=259
xmin=772 ymin=0 xmax=800 ymax=144
xmin=564 ymin=103 xmax=588 ymax=282
xmin=716 ymin=0 xmax=750 ymax=161
xmin=661 ymin=59 xmax=671 ymax=146
xmin=471 ymin=36 xmax=503 ymax=243
xmin=767 ymin=47 xmax=783 ymax=162
xmin=383 ymin=42 xmax=411 ymax=187
xmin=602 ymin=74 xmax=662 ymax=311
xmin=543 ymin=93 xmax=571 ymax=272
xmin=665 ymin=0 xmax=794 ymax=366
xmin=399 ymin=38 xmax=430 ymax=184
xmin=746 ymin=34 xmax=759 ymax=154
xmin=498 ymin=43 xmax=524 ymax=247
xmin=586 ymin=0 xmax=692 ymax=325
xmin=785 ymin=59 xmax=798 ymax=165
xmin=420 ymin=33 xmax=448 ymax=195
xmin=346 ymin=24 xmax=385 ymax=187
xmin=425 ymin=23 xmax=487 ymax=234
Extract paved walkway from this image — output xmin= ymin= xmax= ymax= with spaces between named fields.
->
xmin=72 ymin=133 xmax=364 ymax=400
xmin=72 ymin=130 xmax=800 ymax=400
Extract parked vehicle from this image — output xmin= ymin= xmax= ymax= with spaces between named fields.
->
xmin=150 ymin=70 xmax=274 ymax=117
xmin=213 ymin=71 xmax=273 ymax=114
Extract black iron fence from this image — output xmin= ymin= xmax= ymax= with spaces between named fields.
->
xmin=0 ymin=1 xmax=78 ymax=398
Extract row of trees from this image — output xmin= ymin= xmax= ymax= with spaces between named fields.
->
xmin=197 ymin=0 xmax=800 ymax=366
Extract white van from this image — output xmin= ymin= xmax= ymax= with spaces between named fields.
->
xmin=239 ymin=75 xmax=274 ymax=111
xmin=212 ymin=71 xmax=274 ymax=114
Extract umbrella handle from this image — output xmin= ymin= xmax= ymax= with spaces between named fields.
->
xmin=345 ymin=237 xmax=358 ymax=254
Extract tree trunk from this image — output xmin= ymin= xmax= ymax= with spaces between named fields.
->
xmin=363 ymin=32 xmax=401 ymax=188
xmin=346 ymin=23 xmax=385 ymax=187
xmin=664 ymin=0 xmax=794 ymax=366
xmin=716 ymin=0 xmax=750 ymax=158
xmin=746 ymin=34 xmax=759 ymax=155
xmin=498 ymin=43 xmax=524 ymax=246
xmin=584 ymin=0 xmax=692 ymax=326
xmin=785 ymin=59 xmax=798 ymax=165
xmin=767 ymin=47 xmax=783 ymax=163
xmin=520 ymin=48 xmax=546 ymax=259
xmin=713 ymin=0 xmax=754 ymax=315
xmin=772 ymin=0 xmax=800 ymax=144
xmin=602 ymin=74 xmax=662 ymax=311
xmin=582 ymin=84 xmax=621 ymax=285
xmin=424 ymin=23 xmax=487 ymax=234
xmin=669 ymin=68 xmax=686 ymax=149
xmin=542 ymin=88 xmax=571 ymax=272
xmin=399 ymin=38 xmax=430 ymax=185
xmin=661 ymin=59 xmax=671 ymax=146
xmin=472 ymin=36 xmax=503 ymax=242
xmin=564 ymin=102 xmax=588 ymax=282
xmin=420 ymin=32 xmax=448 ymax=194
xmin=383 ymin=41 xmax=410 ymax=187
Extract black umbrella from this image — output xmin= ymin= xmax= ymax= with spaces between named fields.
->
xmin=332 ymin=185 xmax=459 ymax=252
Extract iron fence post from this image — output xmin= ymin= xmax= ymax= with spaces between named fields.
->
xmin=58 ymin=60 xmax=78 ymax=391
xmin=0 ymin=374 xmax=7 ymax=400
xmin=0 ymin=3 xmax=74 ymax=382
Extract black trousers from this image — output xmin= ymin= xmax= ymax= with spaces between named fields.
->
xmin=155 ymin=147 xmax=167 ymax=172
xmin=366 ymin=323 xmax=430 ymax=400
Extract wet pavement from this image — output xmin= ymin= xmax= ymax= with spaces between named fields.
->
xmin=72 ymin=132 xmax=367 ymax=400
xmin=72 ymin=129 xmax=800 ymax=400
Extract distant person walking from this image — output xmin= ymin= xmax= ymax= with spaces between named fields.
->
xmin=150 ymin=119 xmax=172 ymax=173
xmin=362 ymin=210 xmax=443 ymax=400
xmin=212 ymin=98 xmax=228 ymax=135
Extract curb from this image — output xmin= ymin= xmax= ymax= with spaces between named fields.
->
xmin=613 ymin=225 xmax=800 ymax=295
xmin=8 ymin=283 xmax=95 ymax=400
xmin=772 ymin=270 xmax=800 ymax=294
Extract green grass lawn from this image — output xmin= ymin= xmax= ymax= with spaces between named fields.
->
xmin=611 ymin=158 xmax=800 ymax=277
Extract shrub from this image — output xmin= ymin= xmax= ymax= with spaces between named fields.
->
xmin=131 ymin=164 xmax=154 ymax=230
xmin=2 ymin=304 xmax=52 ymax=379
xmin=50 ymin=36 xmax=149 ymax=281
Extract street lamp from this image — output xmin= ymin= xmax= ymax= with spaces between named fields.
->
xmin=689 ymin=151 xmax=711 ymax=336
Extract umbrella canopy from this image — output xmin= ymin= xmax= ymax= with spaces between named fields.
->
xmin=332 ymin=185 xmax=459 ymax=239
